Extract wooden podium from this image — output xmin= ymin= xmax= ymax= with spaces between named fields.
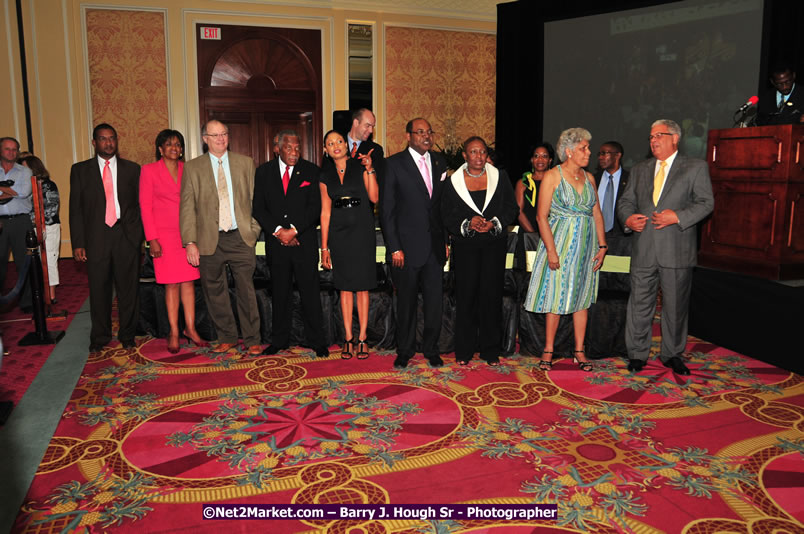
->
xmin=700 ymin=125 xmax=804 ymax=280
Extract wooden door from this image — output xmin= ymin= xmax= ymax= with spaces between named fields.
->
xmin=197 ymin=25 xmax=322 ymax=166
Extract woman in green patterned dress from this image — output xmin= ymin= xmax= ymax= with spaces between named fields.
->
xmin=523 ymin=128 xmax=607 ymax=372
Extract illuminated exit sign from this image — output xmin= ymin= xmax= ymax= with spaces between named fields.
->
xmin=200 ymin=27 xmax=220 ymax=40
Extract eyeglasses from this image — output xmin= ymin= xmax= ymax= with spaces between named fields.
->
xmin=411 ymin=129 xmax=435 ymax=136
xmin=204 ymin=132 xmax=229 ymax=139
xmin=532 ymin=154 xmax=551 ymax=159
xmin=598 ymin=151 xmax=619 ymax=156
xmin=648 ymin=132 xmax=674 ymax=141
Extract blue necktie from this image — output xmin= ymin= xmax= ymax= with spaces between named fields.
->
xmin=603 ymin=174 xmax=614 ymax=232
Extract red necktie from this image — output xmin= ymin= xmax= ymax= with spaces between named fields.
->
xmin=351 ymin=143 xmax=358 ymax=158
xmin=102 ymin=160 xmax=116 ymax=226
xmin=282 ymin=166 xmax=290 ymax=194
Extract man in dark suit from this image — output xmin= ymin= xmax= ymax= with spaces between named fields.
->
xmin=381 ymin=118 xmax=448 ymax=369
xmin=253 ymin=130 xmax=327 ymax=357
xmin=756 ymin=63 xmax=804 ymax=126
xmin=347 ymin=108 xmax=384 ymax=177
xmin=69 ymin=123 xmax=143 ymax=351
xmin=181 ymin=120 xmax=262 ymax=355
xmin=617 ymin=119 xmax=713 ymax=376
xmin=596 ymin=141 xmax=631 ymax=255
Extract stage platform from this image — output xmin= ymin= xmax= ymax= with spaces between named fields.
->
xmin=689 ymin=267 xmax=802 ymax=375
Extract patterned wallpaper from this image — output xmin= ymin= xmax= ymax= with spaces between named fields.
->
xmin=385 ymin=27 xmax=496 ymax=157
xmin=86 ymin=9 xmax=169 ymax=165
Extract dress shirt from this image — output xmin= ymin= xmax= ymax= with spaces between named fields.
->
xmin=597 ymin=167 xmax=622 ymax=207
xmin=275 ymin=159 xmax=296 ymax=234
xmin=0 ymin=162 xmax=33 ymax=216
xmin=347 ymin=135 xmax=360 ymax=155
xmin=778 ymin=83 xmax=796 ymax=106
xmin=408 ymin=147 xmax=432 ymax=186
xmin=96 ymin=155 xmax=120 ymax=218
xmin=208 ymin=151 xmax=237 ymax=231
xmin=654 ymin=150 xmax=680 ymax=223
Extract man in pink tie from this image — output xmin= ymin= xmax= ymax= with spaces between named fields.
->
xmin=69 ymin=124 xmax=143 ymax=352
xmin=380 ymin=118 xmax=449 ymax=369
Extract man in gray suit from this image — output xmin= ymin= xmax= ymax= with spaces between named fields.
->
xmin=180 ymin=120 xmax=262 ymax=355
xmin=617 ymin=119 xmax=713 ymax=375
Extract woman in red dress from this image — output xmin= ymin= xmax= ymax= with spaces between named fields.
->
xmin=140 ymin=130 xmax=205 ymax=353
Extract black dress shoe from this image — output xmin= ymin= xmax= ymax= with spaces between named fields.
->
xmin=89 ymin=343 xmax=105 ymax=352
xmin=627 ymin=359 xmax=645 ymax=373
xmin=427 ymin=355 xmax=444 ymax=368
xmin=315 ymin=346 xmax=329 ymax=358
xmin=262 ymin=345 xmax=287 ymax=355
xmin=120 ymin=339 xmax=136 ymax=349
xmin=663 ymin=357 xmax=691 ymax=376
xmin=393 ymin=356 xmax=409 ymax=369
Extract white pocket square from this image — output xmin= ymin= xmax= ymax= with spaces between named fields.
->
xmin=440 ymin=171 xmax=447 ymax=181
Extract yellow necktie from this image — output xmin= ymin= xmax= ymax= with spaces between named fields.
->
xmin=217 ymin=159 xmax=233 ymax=231
xmin=653 ymin=160 xmax=667 ymax=206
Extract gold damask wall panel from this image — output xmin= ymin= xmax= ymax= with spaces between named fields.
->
xmin=385 ymin=27 xmax=496 ymax=156
xmin=86 ymin=9 xmax=168 ymax=165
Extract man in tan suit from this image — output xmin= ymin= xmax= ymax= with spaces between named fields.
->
xmin=180 ymin=120 xmax=262 ymax=354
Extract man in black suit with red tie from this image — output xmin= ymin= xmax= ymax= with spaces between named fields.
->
xmin=381 ymin=118 xmax=448 ymax=369
xmin=253 ymin=130 xmax=328 ymax=357
xmin=69 ymin=123 xmax=143 ymax=351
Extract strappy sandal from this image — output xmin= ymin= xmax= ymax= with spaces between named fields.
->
xmin=573 ymin=350 xmax=593 ymax=372
xmin=356 ymin=339 xmax=369 ymax=360
xmin=539 ymin=351 xmax=553 ymax=371
xmin=341 ymin=339 xmax=354 ymax=360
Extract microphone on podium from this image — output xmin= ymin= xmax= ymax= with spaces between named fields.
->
xmin=735 ymin=96 xmax=759 ymax=114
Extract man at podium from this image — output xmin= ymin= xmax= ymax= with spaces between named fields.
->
xmin=757 ymin=62 xmax=804 ymax=125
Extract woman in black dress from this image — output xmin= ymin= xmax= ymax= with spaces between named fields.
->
xmin=319 ymin=130 xmax=379 ymax=359
xmin=441 ymin=136 xmax=518 ymax=365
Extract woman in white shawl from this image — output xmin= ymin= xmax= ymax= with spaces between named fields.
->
xmin=441 ymin=136 xmax=518 ymax=366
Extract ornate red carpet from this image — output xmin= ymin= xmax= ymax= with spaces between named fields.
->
xmin=11 ymin=329 xmax=804 ymax=533
xmin=0 ymin=260 xmax=88 ymax=407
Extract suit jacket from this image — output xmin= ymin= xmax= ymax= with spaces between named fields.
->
xmin=179 ymin=151 xmax=260 ymax=256
xmin=69 ymin=156 xmax=143 ymax=254
xmin=381 ymin=148 xmax=448 ymax=268
xmin=351 ymin=139 xmax=384 ymax=172
xmin=595 ymin=168 xmax=630 ymax=235
xmin=441 ymin=165 xmax=518 ymax=247
xmin=757 ymin=83 xmax=803 ymax=125
xmin=252 ymin=157 xmax=321 ymax=261
xmin=140 ymin=159 xmax=183 ymax=242
xmin=617 ymin=154 xmax=713 ymax=269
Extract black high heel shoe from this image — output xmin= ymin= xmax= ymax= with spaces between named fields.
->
xmin=573 ymin=350 xmax=593 ymax=372
xmin=341 ymin=339 xmax=354 ymax=360
xmin=539 ymin=351 xmax=553 ymax=371
xmin=356 ymin=339 xmax=369 ymax=360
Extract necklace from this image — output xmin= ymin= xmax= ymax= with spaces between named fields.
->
xmin=338 ymin=167 xmax=345 ymax=173
xmin=465 ymin=168 xmax=486 ymax=178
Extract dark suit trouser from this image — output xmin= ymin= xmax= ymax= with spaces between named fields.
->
xmin=199 ymin=230 xmax=260 ymax=346
xmin=391 ymin=251 xmax=443 ymax=360
xmin=453 ymin=239 xmax=506 ymax=362
xmin=269 ymin=249 xmax=325 ymax=349
xmin=626 ymin=265 xmax=692 ymax=362
xmin=0 ymin=214 xmax=33 ymax=308
xmin=86 ymin=223 xmax=140 ymax=345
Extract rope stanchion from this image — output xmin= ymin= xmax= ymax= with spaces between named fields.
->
xmin=18 ymin=229 xmax=64 ymax=346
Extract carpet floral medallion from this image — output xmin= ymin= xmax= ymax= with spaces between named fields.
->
xmin=12 ymin=334 xmax=804 ymax=533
